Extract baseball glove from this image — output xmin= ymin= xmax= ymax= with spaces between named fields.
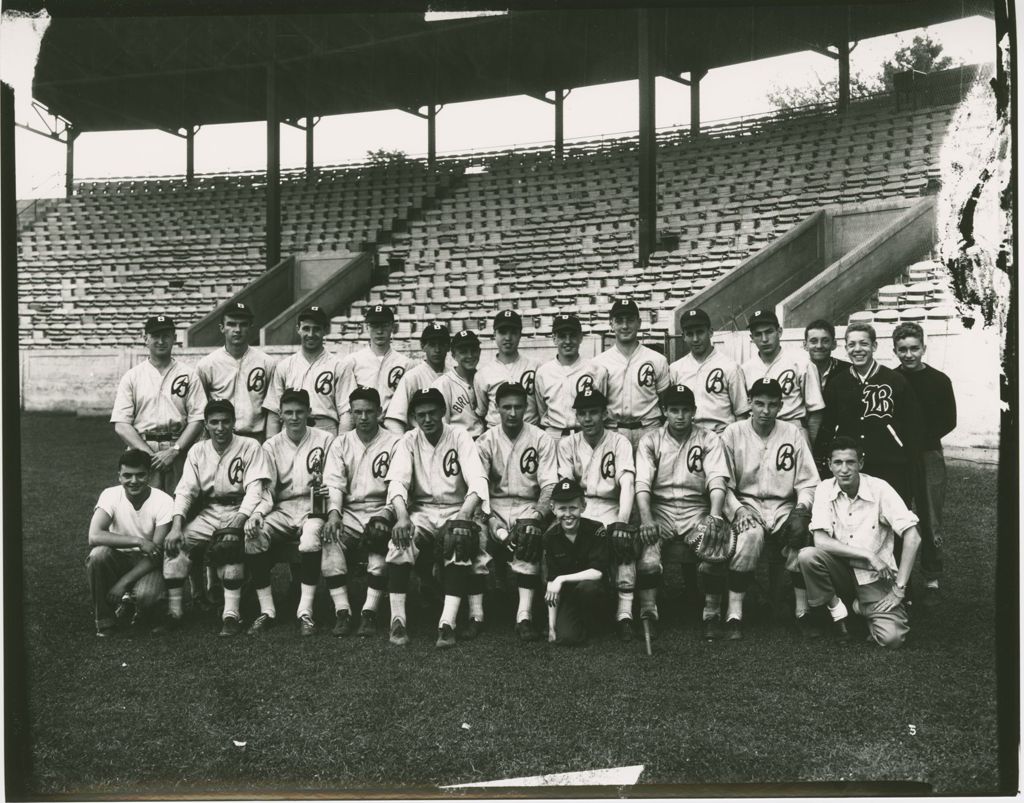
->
xmin=509 ymin=518 xmax=544 ymax=564
xmin=608 ymin=521 xmax=639 ymax=565
xmin=208 ymin=526 xmax=245 ymax=567
xmin=685 ymin=515 xmax=735 ymax=564
xmin=363 ymin=515 xmax=394 ymax=556
xmin=441 ymin=519 xmax=480 ymax=563
xmin=778 ymin=505 xmax=812 ymax=550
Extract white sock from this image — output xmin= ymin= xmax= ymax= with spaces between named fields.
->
xmin=516 ymin=587 xmax=534 ymax=623
xmin=168 ymin=587 xmax=184 ymax=618
xmin=793 ymin=588 xmax=808 ymax=618
xmin=364 ymin=586 xmax=383 ymax=613
xmin=616 ymin=591 xmax=633 ymax=621
xmin=389 ymin=593 xmax=407 ymax=625
xmin=256 ymin=587 xmax=276 ymax=618
xmin=638 ymin=588 xmax=658 ymax=618
xmin=440 ymin=595 xmax=461 ymax=628
xmin=828 ymin=596 xmax=849 ymax=621
xmin=223 ymin=587 xmax=241 ymax=620
xmin=703 ymin=593 xmax=721 ymax=621
xmin=726 ymin=591 xmax=744 ymax=622
xmin=298 ymin=583 xmax=316 ymax=618
xmin=328 ymin=585 xmax=350 ymax=613
xmin=926 ymin=579 xmax=939 ymax=589
xmin=468 ymin=593 xmax=485 ymax=621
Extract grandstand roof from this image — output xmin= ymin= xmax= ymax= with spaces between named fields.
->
xmin=29 ymin=2 xmax=993 ymax=133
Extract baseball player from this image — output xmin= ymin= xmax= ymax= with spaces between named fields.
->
xmin=742 ymin=309 xmax=825 ymax=445
xmin=799 ymin=435 xmax=921 ymax=648
xmin=591 ymin=298 xmax=671 ymax=450
xmin=159 ymin=399 xmax=271 ymax=636
xmin=556 ymin=387 xmax=636 ymax=639
xmin=86 ymin=448 xmax=173 ymax=636
xmin=386 ymin=388 xmax=491 ymax=648
xmin=263 ymin=305 xmax=354 ymax=437
xmin=384 ymin=322 xmax=450 ymax=434
xmin=717 ymin=379 xmax=818 ymax=640
xmin=110 ymin=314 xmax=206 ymax=496
xmin=475 ymin=310 xmax=539 ymax=428
xmin=476 ymin=381 xmax=558 ymax=641
xmin=634 ymin=384 xmax=730 ymax=635
xmin=669 ymin=308 xmax=749 ymax=433
xmin=196 ymin=301 xmax=275 ymax=441
xmin=321 ymin=386 xmax=401 ymax=639
xmin=803 ymin=319 xmax=850 ymax=391
xmin=344 ymin=303 xmax=410 ymax=420
xmin=534 ymin=312 xmax=610 ymax=440
xmin=432 ymin=329 xmax=485 ymax=438
xmin=543 ymin=478 xmax=610 ymax=646
xmin=246 ymin=389 xmax=337 ymax=637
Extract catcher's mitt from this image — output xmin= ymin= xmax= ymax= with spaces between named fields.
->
xmin=362 ymin=515 xmax=394 ymax=556
xmin=778 ymin=505 xmax=812 ymax=550
xmin=509 ymin=518 xmax=544 ymax=564
xmin=208 ymin=526 xmax=245 ymax=567
xmin=607 ymin=521 xmax=639 ymax=565
xmin=685 ymin=515 xmax=735 ymax=564
xmin=441 ymin=519 xmax=480 ymax=563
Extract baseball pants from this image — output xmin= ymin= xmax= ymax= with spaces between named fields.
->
xmin=386 ymin=505 xmax=491 ymax=575
xmin=143 ymin=438 xmax=186 ymax=497
xmin=611 ymin=423 xmax=660 ymax=453
xmin=257 ymin=497 xmax=341 ymax=575
xmin=552 ymin=579 xmax=606 ymax=646
xmin=487 ymin=499 xmax=545 ymax=576
xmin=797 ymin=546 xmax=910 ymax=648
xmin=342 ymin=503 xmax=390 ymax=579
xmin=86 ymin=546 xmax=165 ymax=628
xmin=912 ymin=450 xmax=946 ymax=581
xmin=163 ymin=503 xmax=244 ymax=583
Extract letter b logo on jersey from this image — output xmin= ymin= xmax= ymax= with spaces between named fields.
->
xmin=637 ymin=362 xmax=656 ymax=388
xmin=372 ymin=451 xmax=390 ymax=479
xmin=520 ymin=370 xmax=536 ymax=394
xmin=228 ymin=457 xmax=245 ymax=484
xmin=862 ymin=384 xmax=894 ymax=419
xmin=775 ymin=444 xmax=795 ymax=472
xmin=778 ymin=369 xmax=797 ymax=396
xmin=600 ymin=451 xmax=616 ymax=480
xmin=314 ymin=371 xmax=334 ymax=396
xmin=247 ymin=367 xmax=266 ymax=393
xmin=705 ymin=368 xmax=726 ymax=395
xmin=170 ymin=374 xmax=190 ymax=398
xmin=387 ymin=366 xmax=405 ymax=391
xmin=686 ymin=445 xmax=704 ymax=473
xmin=442 ymin=449 xmax=460 ymax=478
xmin=519 ymin=447 xmax=539 ymax=476
xmin=576 ymin=373 xmax=595 ymax=394
xmin=306 ymin=447 xmax=325 ymax=474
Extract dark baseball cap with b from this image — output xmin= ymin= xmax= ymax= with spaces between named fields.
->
xmin=280 ymin=388 xmax=311 ymax=408
xmin=298 ymin=305 xmax=328 ymax=327
xmin=420 ymin=321 xmax=451 ymax=343
xmin=364 ymin=304 xmax=395 ymax=323
xmin=223 ymin=301 xmax=254 ymax=320
xmin=493 ymin=310 xmax=522 ymax=331
xmin=609 ymin=298 xmax=640 ymax=318
xmin=409 ymin=387 xmax=446 ymax=413
xmin=573 ymin=387 xmax=608 ymax=410
xmin=451 ymin=329 xmax=481 ymax=349
xmin=748 ymin=309 xmax=780 ymax=330
xmin=552 ymin=312 xmax=582 ymax=334
xmin=495 ymin=381 xmax=528 ymax=403
xmin=748 ymin=378 xmax=783 ymax=399
xmin=204 ymin=398 xmax=236 ymax=419
xmin=145 ymin=314 xmax=176 ymax=334
xmin=661 ymin=384 xmax=696 ymax=408
xmin=551 ymin=477 xmax=584 ymax=501
xmin=349 ymin=385 xmax=381 ymax=407
xmin=679 ymin=308 xmax=711 ymax=330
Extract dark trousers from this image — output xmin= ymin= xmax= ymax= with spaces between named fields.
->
xmin=554 ymin=580 xmax=605 ymax=645
xmin=865 ymin=460 xmax=913 ymax=507
xmin=86 ymin=546 xmax=165 ymax=628
xmin=912 ymin=450 xmax=946 ymax=580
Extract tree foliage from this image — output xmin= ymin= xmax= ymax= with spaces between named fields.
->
xmin=366 ymin=148 xmax=409 ymax=165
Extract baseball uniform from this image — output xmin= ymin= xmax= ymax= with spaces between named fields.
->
xmin=534 ymin=356 xmax=611 ymax=438
xmin=591 ymin=344 xmax=671 ymax=449
xmin=668 ymin=349 xmax=749 ymax=433
xmin=557 ymin=429 xmax=635 ymax=526
xmin=432 ymin=369 xmax=485 ymax=438
xmin=263 ymin=350 xmax=355 ymax=435
xmin=345 ymin=346 xmax=411 ymax=420
xmin=385 ymin=360 xmax=447 ymax=430
xmin=196 ymin=346 xmax=276 ymax=438
xmin=741 ymin=348 xmax=825 ymax=423
xmin=475 ymin=355 xmax=540 ymax=428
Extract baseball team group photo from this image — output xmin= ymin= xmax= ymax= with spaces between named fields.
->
xmin=6 ymin=3 xmax=1013 ymax=798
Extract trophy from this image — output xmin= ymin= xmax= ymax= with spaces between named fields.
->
xmin=309 ymin=451 xmax=328 ymax=520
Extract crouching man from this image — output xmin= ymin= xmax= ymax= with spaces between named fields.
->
xmin=798 ymin=436 xmax=921 ymax=648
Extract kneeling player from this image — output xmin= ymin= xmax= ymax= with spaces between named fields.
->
xmin=634 ymin=384 xmax=729 ymax=635
xmin=544 ymin=478 xmax=610 ymax=646
xmin=246 ymin=389 xmax=337 ymax=637
xmin=387 ymin=388 xmax=491 ymax=648
xmin=322 ymin=386 xmax=401 ymax=639
xmin=162 ymin=400 xmax=271 ymax=635
xmin=477 ymin=381 xmax=557 ymax=641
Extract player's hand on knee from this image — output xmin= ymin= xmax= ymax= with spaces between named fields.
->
xmin=638 ymin=522 xmax=660 ymax=546
xmin=322 ymin=511 xmax=341 ymax=544
xmin=164 ymin=528 xmax=183 ymax=558
xmin=244 ymin=513 xmax=264 ymax=538
xmin=733 ymin=505 xmax=760 ymax=533
xmin=393 ymin=518 xmax=414 ymax=549
xmin=545 ymin=578 xmax=563 ymax=606
xmin=873 ymin=588 xmax=903 ymax=613
xmin=138 ymin=537 xmax=160 ymax=559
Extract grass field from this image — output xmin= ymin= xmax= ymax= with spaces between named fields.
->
xmin=12 ymin=412 xmax=1004 ymax=796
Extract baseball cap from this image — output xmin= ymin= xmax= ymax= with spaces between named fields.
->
xmin=552 ymin=312 xmax=582 ymax=334
xmin=495 ymin=381 xmax=528 ymax=404
xmin=145 ymin=314 xmax=176 ymax=334
xmin=420 ymin=322 xmax=451 ymax=343
xmin=748 ymin=309 xmax=780 ymax=330
xmin=349 ymin=385 xmax=382 ymax=407
xmin=493 ymin=310 xmax=523 ymax=331
xmin=748 ymin=378 xmax=783 ymax=399
xmin=223 ymin=301 xmax=254 ymax=320
xmin=573 ymin=387 xmax=608 ymax=410
xmin=298 ymin=305 xmax=328 ymax=327
xmin=451 ymin=329 xmax=481 ymax=350
xmin=551 ymin=477 xmax=584 ymax=501
xmin=609 ymin=298 xmax=640 ymax=319
xmin=679 ymin=308 xmax=711 ymax=330
xmin=280 ymin=388 xmax=311 ymax=408
xmin=364 ymin=304 xmax=395 ymax=324
xmin=409 ymin=387 xmax=446 ymax=413
xmin=204 ymin=398 xmax=236 ymax=419
xmin=660 ymin=384 xmax=696 ymax=408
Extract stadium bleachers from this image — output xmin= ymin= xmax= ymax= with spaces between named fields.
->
xmin=848 ymin=259 xmax=961 ymax=327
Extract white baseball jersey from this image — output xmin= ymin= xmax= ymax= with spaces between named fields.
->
xmin=557 ymin=429 xmax=635 ymax=502
xmin=173 ymin=435 xmax=272 ymax=519
xmin=263 ymin=349 xmax=354 ymax=424
xmin=668 ymin=348 xmax=749 ymax=432
xmin=94 ymin=486 xmax=174 ymax=548
xmin=323 ymin=427 xmax=401 ymax=514
xmin=475 ymin=355 xmax=540 ymax=427
xmin=591 ymin=344 xmax=671 ymax=427
xmin=386 ymin=424 xmax=490 ymax=511
xmin=432 ymin=369 xmax=485 ymax=438
xmin=741 ymin=348 xmax=825 ymax=421
xmin=386 ymin=360 xmax=447 ymax=427
xmin=196 ymin=346 xmax=276 ymax=435
xmin=110 ymin=358 xmax=206 ymax=436
xmin=534 ymin=356 xmax=611 ymax=430
xmin=719 ymin=418 xmax=819 ymax=529
xmin=476 ymin=423 xmax=558 ymax=508
xmin=255 ymin=427 xmax=335 ymax=516
xmin=635 ymin=424 xmax=730 ymax=507
xmin=344 ymin=346 xmax=411 ymax=417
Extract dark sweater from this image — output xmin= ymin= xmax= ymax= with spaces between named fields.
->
xmin=896 ymin=363 xmax=957 ymax=451
xmin=544 ymin=517 xmax=608 ymax=578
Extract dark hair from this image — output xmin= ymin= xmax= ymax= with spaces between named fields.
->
xmin=892 ymin=322 xmax=925 ymax=344
xmin=119 ymin=448 xmax=152 ymax=471
xmin=804 ymin=319 xmax=836 ymax=340
xmin=828 ymin=435 xmax=863 ymax=459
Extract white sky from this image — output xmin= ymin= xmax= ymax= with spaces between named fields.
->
xmin=13 ymin=15 xmax=996 ymax=198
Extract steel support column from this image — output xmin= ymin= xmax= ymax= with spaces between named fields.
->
xmin=306 ymin=115 xmax=315 ymax=177
xmin=427 ymin=104 xmax=437 ymax=170
xmin=64 ymin=125 xmax=77 ymax=198
xmin=185 ymin=127 xmax=195 ymax=187
xmin=690 ymin=70 xmax=707 ymax=136
xmin=554 ymin=90 xmax=565 ymax=158
xmin=266 ymin=62 xmax=281 ymax=269
xmin=637 ymin=10 xmax=657 ymax=268
xmin=837 ymin=39 xmax=850 ymax=114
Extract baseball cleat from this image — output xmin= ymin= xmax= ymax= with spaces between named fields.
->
xmin=701 ymin=614 xmax=723 ymax=642
xmin=114 ymin=593 xmax=135 ymax=623
xmin=332 ymin=610 xmax=353 ymax=637
xmin=219 ymin=615 xmax=243 ymax=638
xmin=435 ymin=624 xmax=457 ymax=649
xmin=247 ymin=613 xmax=275 ymax=635
xmin=832 ymin=618 xmax=852 ymax=645
xmin=151 ymin=613 xmax=181 ymax=635
xmin=96 ymin=623 xmax=117 ymax=638
xmin=515 ymin=620 xmax=539 ymax=642
xmin=920 ymin=586 xmax=940 ymax=608
xmin=724 ymin=618 xmax=743 ymax=640
xmin=298 ymin=613 xmax=316 ymax=638
xmin=850 ymin=599 xmax=863 ymax=617
xmin=358 ymin=610 xmax=377 ymax=637
xmin=389 ymin=618 xmax=409 ymax=646
xmin=464 ymin=618 xmax=483 ymax=640
xmin=617 ymin=618 xmax=634 ymax=642
xmin=795 ymin=612 xmax=823 ymax=639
